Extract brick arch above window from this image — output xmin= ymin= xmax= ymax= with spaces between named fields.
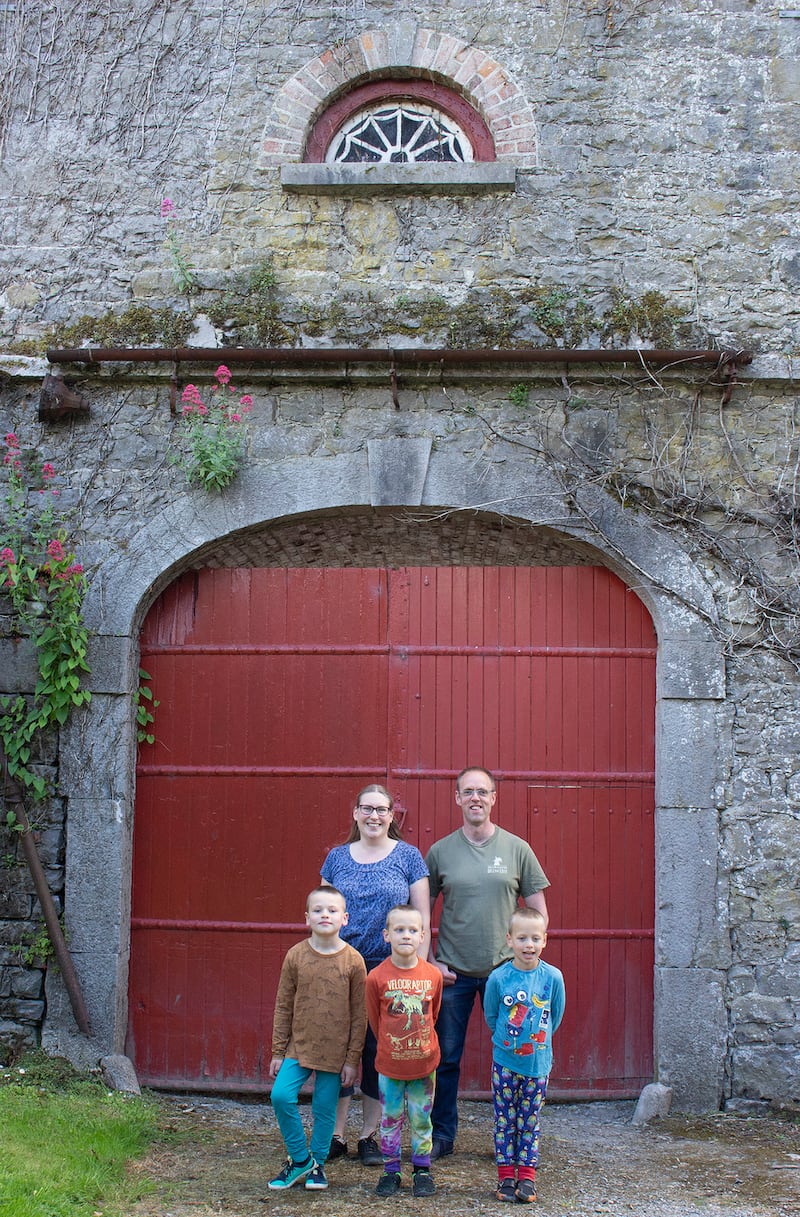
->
xmin=304 ymin=79 xmax=496 ymax=163
xmin=260 ymin=26 xmax=538 ymax=170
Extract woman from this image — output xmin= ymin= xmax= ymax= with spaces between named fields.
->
xmin=320 ymin=783 xmax=430 ymax=1165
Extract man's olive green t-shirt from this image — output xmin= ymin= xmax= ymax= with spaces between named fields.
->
xmin=426 ymin=826 xmax=549 ymax=977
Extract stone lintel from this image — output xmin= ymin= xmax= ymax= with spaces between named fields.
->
xmin=280 ymin=162 xmax=517 ymax=195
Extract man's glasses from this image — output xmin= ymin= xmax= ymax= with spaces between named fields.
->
xmin=357 ymin=805 xmax=392 ymax=817
xmin=458 ymin=787 xmax=494 ymax=798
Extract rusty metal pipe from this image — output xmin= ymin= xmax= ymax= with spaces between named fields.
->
xmin=47 ymin=346 xmax=752 ymax=368
xmin=0 ymin=749 xmax=92 ymax=1035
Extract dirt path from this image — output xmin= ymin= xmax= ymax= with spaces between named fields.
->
xmin=127 ymin=1096 xmax=800 ymax=1217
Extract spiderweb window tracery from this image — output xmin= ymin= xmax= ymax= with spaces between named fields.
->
xmin=325 ymin=102 xmax=474 ymax=164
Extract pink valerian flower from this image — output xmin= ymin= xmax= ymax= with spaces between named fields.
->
xmin=41 ymin=462 xmax=56 ymax=480
xmin=4 ymin=432 xmax=19 ymax=448
xmin=46 ymin=538 xmax=65 ymax=561
xmin=181 ymin=384 xmax=203 ymax=407
xmin=1 ymin=547 xmax=15 ymax=564
xmin=160 ymin=197 xmax=176 ymax=220
xmin=229 ymin=413 xmax=242 ymax=423
xmin=239 ymin=395 xmax=253 ymax=412
xmin=215 ymin=364 xmax=232 ymax=385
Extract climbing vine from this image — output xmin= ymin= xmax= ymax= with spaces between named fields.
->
xmin=453 ymin=367 xmax=800 ymax=668
xmin=0 ymin=434 xmax=90 ymax=805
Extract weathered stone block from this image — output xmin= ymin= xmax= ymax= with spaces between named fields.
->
xmin=100 ymin=1053 xmax=141 ymax=1095
xmin=655 ymin=967 xmax=727 ymax=1111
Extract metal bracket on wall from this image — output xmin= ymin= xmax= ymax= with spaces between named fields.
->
xmin=38 ymin=373 xmax=91 ymax=422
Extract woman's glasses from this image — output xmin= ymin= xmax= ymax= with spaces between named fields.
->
xmin=357 ymin=805 xmax=392 ymax=817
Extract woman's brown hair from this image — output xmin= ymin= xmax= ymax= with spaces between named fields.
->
xmin=344 ymin=783 xmax=402 ymax=844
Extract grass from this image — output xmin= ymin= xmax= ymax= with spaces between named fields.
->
xmin=0 ymin=1050 xmax=161 ymax=1217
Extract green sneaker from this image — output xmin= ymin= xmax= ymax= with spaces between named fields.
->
xmin=268 ymin=1156 xmax=314 ymax=1189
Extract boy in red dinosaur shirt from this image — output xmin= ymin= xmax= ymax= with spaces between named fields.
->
xmin=366 ymin=904 xmax=443 ymax=1198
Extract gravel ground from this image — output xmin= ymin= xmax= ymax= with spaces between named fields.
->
xmin=126 ymin=1093 xmax=800 ymax=1217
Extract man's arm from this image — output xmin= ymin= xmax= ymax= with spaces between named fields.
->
xmin=524 ymin=888 xmax=549 ymax=926
xmin=427 ymin=893 xmax=457 ymax=982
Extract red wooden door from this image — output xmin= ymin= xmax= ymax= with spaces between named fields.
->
xmin=129 ymin=566 xmax=655 ymax=1095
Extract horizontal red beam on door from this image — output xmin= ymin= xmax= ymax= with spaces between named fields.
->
xmin=391 ymin=768 xmax=656 ymax=782
xmin=141 ymin=643 xmax=656 ymax=658
xmin=136 ymin=764 xmax=656 ymax=781
xmin=141 ymin=643 xmax=392 ymax=655
xmin=130 ymin=918 xmax=653 ymax=939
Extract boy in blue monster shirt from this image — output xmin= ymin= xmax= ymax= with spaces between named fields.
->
xmin=483 ymin=907 xmax=565 ymax=1204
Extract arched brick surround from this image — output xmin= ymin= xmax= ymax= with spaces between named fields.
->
xmin=260 ymin=25 xmax=538 ymax=166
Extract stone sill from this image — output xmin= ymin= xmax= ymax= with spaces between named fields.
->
xmin=280 ymin=162 xmax=517 ymax=195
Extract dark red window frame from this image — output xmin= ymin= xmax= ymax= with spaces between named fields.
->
xmin=304 ymin=78 xmax=496 ymax=163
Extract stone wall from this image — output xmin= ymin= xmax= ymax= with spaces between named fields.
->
xmin=0 ymin=3 xmax=797 ymax=351
xmin=0 ymin=0 xmax=798 ymax=1105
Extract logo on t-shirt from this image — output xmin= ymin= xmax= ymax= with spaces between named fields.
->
xmin=488 ymin=855 xmax=508 ymax=874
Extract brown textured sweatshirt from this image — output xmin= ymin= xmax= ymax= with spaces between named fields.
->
xmin=271 ymin=938 xmax=367 ymax=1073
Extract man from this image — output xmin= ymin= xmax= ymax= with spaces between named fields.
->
xmin=426 ymin=767 xmax=549 ymax=1159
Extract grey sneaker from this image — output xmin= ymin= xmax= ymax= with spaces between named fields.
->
xmin=515 ymin=1177 xmax=537 ymax=1203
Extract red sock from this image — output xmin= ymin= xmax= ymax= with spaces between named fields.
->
xmin=517 ymin=1166 xmax=536 ymax=1183
xmin=498 ymin=1165 xmax=515 ymax=1182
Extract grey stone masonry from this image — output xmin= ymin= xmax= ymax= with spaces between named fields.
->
xmin=0 ymin=2 xmax=798 ymax=1106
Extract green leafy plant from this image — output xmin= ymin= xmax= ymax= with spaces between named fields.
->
xmin=176 ymin=364 xmax=253 ymax=492
xmin=0 ymin=433 xmax=91 ymax=801
xmin=509 ymin=383 xmax=530 ymax=408
xmin=20 ymin=921 xmax=58 ymax=967
xmin=136 ymin=668 xmax=160 ymax=745
xmin=161 ymin=197 xmax=197 ymax=298
xmin=206 ymin=258 xmax=286 ymax=345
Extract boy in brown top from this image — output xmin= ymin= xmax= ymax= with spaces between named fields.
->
xmin=366 ymin=904 xmax=443 ymax=1198
xmin=268 ymin=886 xmax=367 ymax=1191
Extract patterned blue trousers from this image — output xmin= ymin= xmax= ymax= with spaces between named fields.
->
xmin=491 ymin=1061 xmax=548 ymax=1167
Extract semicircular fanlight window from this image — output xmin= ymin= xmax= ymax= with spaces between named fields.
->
xmin=325 ymin=101 xmax=474 ymax=164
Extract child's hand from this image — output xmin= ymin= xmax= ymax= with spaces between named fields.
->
xmin=340 ymin=1064 xmax=358 ymax=1087
xmin=268 ymin=1057 xmax=284 ymax=1079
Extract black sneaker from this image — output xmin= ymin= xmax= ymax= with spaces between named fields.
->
xmin=327 ymin=1136 xmax=348 ymax=1160
xmin=412 ymin=1168 xmax=436 ymax=1197
xmin=515 ymin=1177 xmax=537 ymax=1203
xmin=358 ymin=1134 xmax=384 ymax=1166
xmin=496 ymin=1178 xmax=517 ymax=1202
xmin=429 ymin=1138 xmax=454 ymax=1161
xmin=375 ymin=1171 xmax=401 ymax=1196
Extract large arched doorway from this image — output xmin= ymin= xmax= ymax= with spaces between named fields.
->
xmin=128 ymin=562 xmax=655 ymax=1096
